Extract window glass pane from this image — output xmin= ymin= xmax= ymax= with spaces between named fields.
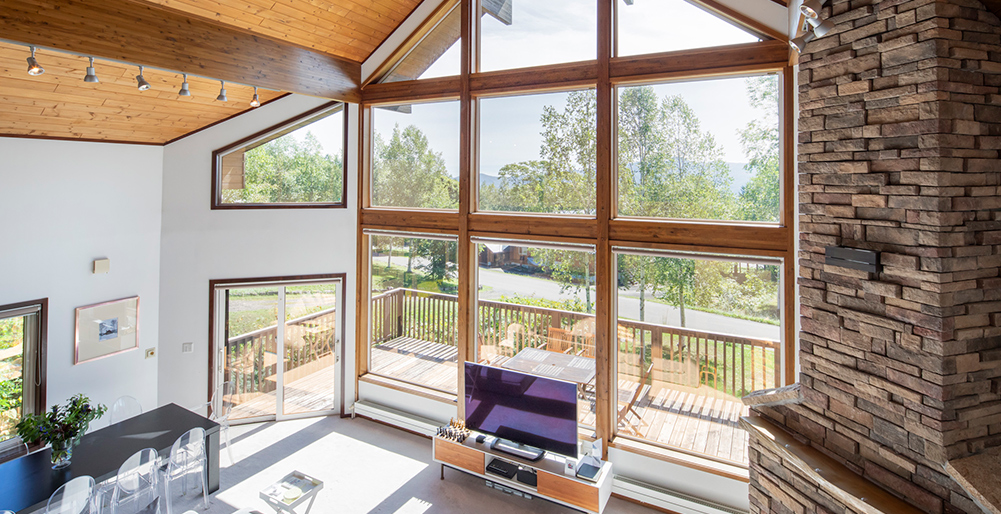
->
xmin=372 ymin=101 xmax=460 ymax=210
xmin=478 ymin=90 xmax=596 ymax=215
xmin=383 ymin=4 xmax=461 ymax=82
xmin=0 ymin=315 xmax=24 ymax=440
xmin=219 ymin=106 xmax=344 ymax=205
xmin=370 ymin=234 xmax=459 ymax=394
xmin=616 ymin=0 xmax=759 ymax=57
xmin=615 ymin=250 xmax=780 ymax=464
xmin=475 ymin=242 xmax=596 ymax=430
xmin=225 ymin=287 xmax=280 ymax=420
xmin=617 ymin=74 xmax=780 ymax=222
xmin=479 ymin=0 xmax=596 ymax=72
xmin=283 ymin=284 xmax=339 ymax=415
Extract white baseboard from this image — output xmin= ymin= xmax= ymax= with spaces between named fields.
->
xmin=613 ymin=476 xmax=748 ymax=514
xmin=352 ymin=400 xmax=445 ymax=437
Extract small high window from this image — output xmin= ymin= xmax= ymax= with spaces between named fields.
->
xmin=212 ymin=103 xmax=345 ymax=209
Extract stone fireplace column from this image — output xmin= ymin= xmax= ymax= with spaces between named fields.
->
xmin=746 ymin=0 xmax=1001 ymax=513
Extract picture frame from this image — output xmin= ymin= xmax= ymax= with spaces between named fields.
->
xmin=75 ymin=296 xmax=139 ymax=364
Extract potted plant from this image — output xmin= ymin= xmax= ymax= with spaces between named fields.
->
xmin=15 ymin=394 xmax=107 ymax=469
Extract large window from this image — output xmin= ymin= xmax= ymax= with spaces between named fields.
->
xmin=0 ymin=300 xmax=46 ymax=441
xmin=381 ymin=3 xmax=461 ymax=83
xmin=213 ymin=103 xmax=345 ymax=208
xmin=359 ymin=0 xmax=792 ymax=474
xmin=616 ymin=75 xmax=781 ymax=223
xmin=368 ymin=232 xmax=459 ymax=394
xmin=614 ymin=249 xmax=780 ymax=464
xmin=478 ymin=90 xmax=597 ymax=215
xmin=371 ymin=101 xmax=460 ymax=210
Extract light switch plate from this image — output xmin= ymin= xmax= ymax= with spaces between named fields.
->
xmin=145 ymin=348 xmax=156 ymax=359
xmin=182 ymin=342 xmax=194 ymax=353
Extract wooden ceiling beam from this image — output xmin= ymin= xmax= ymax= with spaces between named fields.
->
xmin=0 ymin=0 xmax=361 ymax=102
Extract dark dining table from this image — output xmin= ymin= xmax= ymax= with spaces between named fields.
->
xmin=0 ymin=402 xmax=220 ymax=513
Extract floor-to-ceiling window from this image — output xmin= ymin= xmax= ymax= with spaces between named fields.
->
xmin=358 ymin=0 xmax=794 ymax=469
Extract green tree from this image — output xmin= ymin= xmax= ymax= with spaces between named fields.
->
xmin=737 ymin=75 xmax=780 ymax=222
xmin=532 ymin=249 xmax=595 ymax=314
xmin=226 ymin=131 xmax=343 ymax=203
xmin=372 ymin=124 xmax=458 ymax=209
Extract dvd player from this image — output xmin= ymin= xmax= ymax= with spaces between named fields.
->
xmin=485 ymin=458 xmax=518 ymax=479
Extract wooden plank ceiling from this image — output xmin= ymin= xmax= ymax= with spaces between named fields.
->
xmin=0 ymin=0 xmax=423 ymax=144
xmin=132 ymin=0 xmax=423 ymax=64
xmin=0 ymin=43 xmax=285 ymax=144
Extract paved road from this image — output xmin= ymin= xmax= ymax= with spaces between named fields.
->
xmin=371 ymin=255 xmax=780 ymax=341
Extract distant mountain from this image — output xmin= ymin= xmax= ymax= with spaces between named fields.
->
xmin=479 ymin=173 xmax=502 ymax=188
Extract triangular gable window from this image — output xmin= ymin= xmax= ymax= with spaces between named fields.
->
xmin=381 ymin=2 xmax=462 ymax=83
xmin=616 ymin=0 xmax=761 ymax=57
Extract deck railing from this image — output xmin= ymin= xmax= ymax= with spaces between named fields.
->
xmin=224 ymin=307 xmax=338 ymax=402
xmin=370 ymin=287 xmax=780 ymax=397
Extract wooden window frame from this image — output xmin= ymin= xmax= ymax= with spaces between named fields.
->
xmin=0 ymin=298 xmax=48 ymax=426
xmin=211 ymin=102 xmax=348 ymax=210
xmin=356 ymin=0 xmax=795 ymax=475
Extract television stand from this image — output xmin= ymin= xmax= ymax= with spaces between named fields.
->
xmin=490 ymin=438 xmax=545 ymax=461
xmin=433 ymin=434 xmax=612 ymax=514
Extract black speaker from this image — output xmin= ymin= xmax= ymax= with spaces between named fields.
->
xmin=516 ymin=467 xmax=537 ymax=487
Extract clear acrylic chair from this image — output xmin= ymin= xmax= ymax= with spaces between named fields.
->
xmin=45 ymin=475 xmax=95 ymax=514
xmin=162 ymin=427 xmax=208 ymax=514
xmin=111 ymin=448 xmax=160 ymax=514
xmin=208 ymin=381 xmax=235 ymax=463
xmin=110 ymin=395 xmax=143 ymax=424
xmin=0 ymin=435 xmax=29 ymax=464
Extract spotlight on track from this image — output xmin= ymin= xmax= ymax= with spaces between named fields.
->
xmin=84 ymin=57 xmax=99 ymax=83
xmin=136 ymin=65 xmax=151 ymax=91
xmin=800 ymin=0 xmax=823 ymax=19
xmin=178 ymin=73 xmax=191 ymax=96
xmin=789 ymin=30 xmax=816 ymax=52
xmin=250 ymin=86 xmax=261 ymax=108
xmin=216 ymin=81 xmax=228 ymax=102
xmin=26 ymin=46 xmax=44 ymax=76
xmin=807 ymin=15 xmax=835 ymax=37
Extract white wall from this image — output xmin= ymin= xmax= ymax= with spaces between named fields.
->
xmin=157 ymin=95 xmax=358 ymax=411
xmin=0 ymin=138 xmax=163 ymax=424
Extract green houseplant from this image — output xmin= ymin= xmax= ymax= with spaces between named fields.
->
xmin=15 ymin=394 xmax=106 ymax=469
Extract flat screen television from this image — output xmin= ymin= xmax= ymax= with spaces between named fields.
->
xmin=464 ymin=362 xmax=578 ymax=459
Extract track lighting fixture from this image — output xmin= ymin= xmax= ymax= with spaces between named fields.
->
xmin=789 ymin=30 xmax=816 ymax=52
xmin=800 ymin=0 xmax=823 ymax=19
xmin=178 ymin=74 xmax=191 ymax=96
xmin=806 ymin=16 xmax=835 ymax=37
xmin=136 ymin=65 xmax=151 ymax=91
xmin=84 ymin=57 xmax=99 ymax=83
xmin=26 ymin=46 xmax=44 ymax=76
xmin=216 ymin=80 xmax=228 ymax=102
xmin=250 ymin=86 xmax=261 ymax=108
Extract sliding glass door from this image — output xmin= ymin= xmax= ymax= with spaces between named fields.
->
xmin=213 ymin=277 xmax=342 ymax=423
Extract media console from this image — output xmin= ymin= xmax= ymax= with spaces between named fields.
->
xmin=433 ymin=434 xmax=612 ymax=513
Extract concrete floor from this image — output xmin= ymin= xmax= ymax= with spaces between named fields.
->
xmin=167 ymin=415 xmax=662 ymax=514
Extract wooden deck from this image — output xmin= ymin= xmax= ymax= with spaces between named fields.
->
xmin=231 ymin=365 xmax=336 ymax=420
xmin=368 ymin=337 xmax=749 ymax=464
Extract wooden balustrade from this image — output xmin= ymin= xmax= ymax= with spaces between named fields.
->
xmin=224 ymin=306 xmax=338 ymax=402
xmin=369 ymin=287 xmax=780 ymax=398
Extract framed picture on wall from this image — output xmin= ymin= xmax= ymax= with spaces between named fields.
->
xmin=75 ymin=296 xmax=139 ymax=364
